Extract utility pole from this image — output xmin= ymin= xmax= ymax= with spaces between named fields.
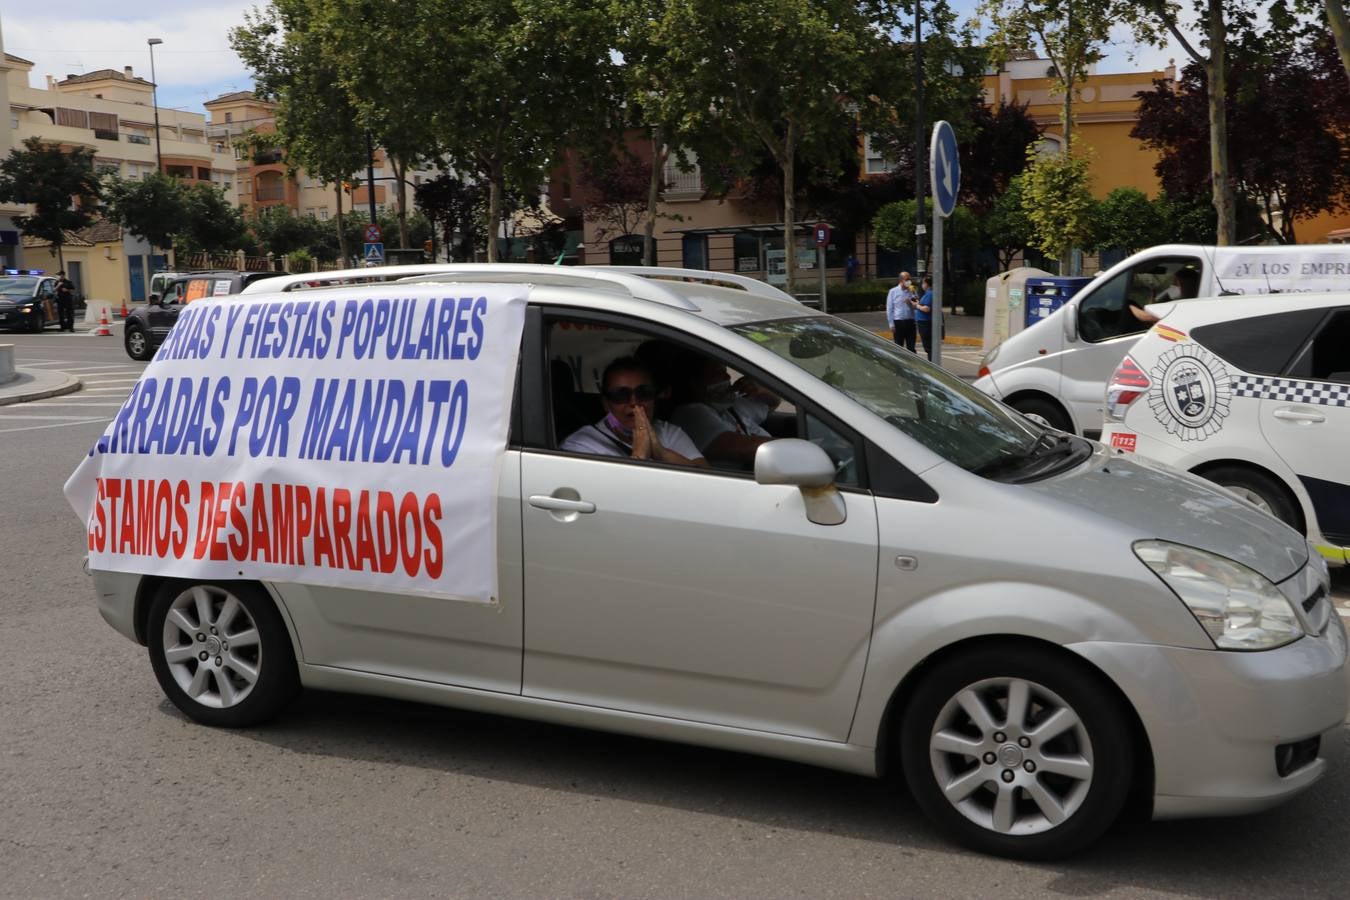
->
xmin=365 ymin=130 xmax=378 ymax=225
xmin=147 ymin=38 xmax=163 ymax=173
xmin=913 ymin=5 xmax=926 ymax=277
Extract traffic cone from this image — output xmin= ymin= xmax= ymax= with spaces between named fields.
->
xmin=120 ymin=300 xmax=129 ymax=319
xmin=95 ymin=307 xmax=112 ymax=336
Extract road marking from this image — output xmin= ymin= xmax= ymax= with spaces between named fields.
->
xmin=78 ymin=387 xmax=135 ymax=393
xmin=0 ymin=413 xmax=114 ymax=420
xmin=82 ymin=380 xmax=141 ymax=386
xmin=0 ymin=418 xmax=108 ymax=434
xmin=15 ymin=402 xmax=124 ymax=409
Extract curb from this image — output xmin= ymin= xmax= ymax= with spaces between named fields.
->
xmin=0 ymin=370 xmax=83 ymax=407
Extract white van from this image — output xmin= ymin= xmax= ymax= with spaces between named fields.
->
xmin=974 ymin=244 xmax=1350 ymax=437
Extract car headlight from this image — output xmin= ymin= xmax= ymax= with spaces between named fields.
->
xmin=1134 ymin=540 xmax=1304 ymax=651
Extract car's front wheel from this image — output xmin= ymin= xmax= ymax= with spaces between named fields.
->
xmin=900 ymin=646 xmax=1133 ymax=859
xmin=147 ymin=581 xmax=299 ymax=727
xmin=1203 ymin=465 xmax=1302 ymax=533
xmin=29 ymin=309 xmax=44 ymax=333
xmin=1009 ymin=396 xmax=1073 ymax=433
xmin=124 ymin=325 xmax=151 ymax=361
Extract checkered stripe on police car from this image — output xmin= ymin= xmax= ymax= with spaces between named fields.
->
xmin=1231 ymin=375 xmax=1350 ymax=406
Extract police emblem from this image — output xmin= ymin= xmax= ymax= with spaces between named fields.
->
xmin=1147 ymin=345 xmax=1232 ymax=441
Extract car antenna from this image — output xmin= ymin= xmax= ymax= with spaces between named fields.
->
xmin=1202 ymin=244 xmax=1238 ymax=296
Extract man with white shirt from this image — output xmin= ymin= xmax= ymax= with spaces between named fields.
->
xmin=670 ymin=356 xmax=781 ymax=467
xmin=886 ymin=271 xmax=917 ymax=352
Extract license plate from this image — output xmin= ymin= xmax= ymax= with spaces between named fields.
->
xmin=0 ymin=312 xmax=8 ymax=320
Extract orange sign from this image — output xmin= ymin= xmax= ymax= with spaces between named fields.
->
xmin=183 ymin=280 xmax=210 ymax=303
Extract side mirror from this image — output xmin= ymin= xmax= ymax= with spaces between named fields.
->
xmin=754 ymin=439 xmax=846 ymax=526
xmin=1063 ymin=304 xmax=1079 ymax=343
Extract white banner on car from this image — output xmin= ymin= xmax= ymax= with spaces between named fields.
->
xmin=64 ymin=283 xmax=528 ymax=604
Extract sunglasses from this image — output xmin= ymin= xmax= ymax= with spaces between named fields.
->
xmin=602 ymin=384 xmax=658 ymax=404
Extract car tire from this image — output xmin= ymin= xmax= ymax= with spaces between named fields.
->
xmin=147 ymin=581 xmax=299 ymax=727
xmin=29 ymin=311 xmax=44 ymax=333
xmin=899 ymin=646 xmax=1133 ymax=860
xmin=124 ymin=325 xmax=152 ymax=361
xmin=1009 ymin=396 xmax=1072 ymax=433
xmin=1203 ymin=465 xmax=1302 ymax=532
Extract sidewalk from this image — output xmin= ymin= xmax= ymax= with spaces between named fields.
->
xmin=835 ymin=309 xmax=983 ymax=347
xmin=0 ymin=365 xmax=82 ymax=406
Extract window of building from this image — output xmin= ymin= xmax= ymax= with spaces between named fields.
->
xmin=682 ymin=235 xmax=708 ymax=270
xmin=225 ymin=112 xmax=233 ymax=123
xmin=662 ymin=150 xmax=702 ymax=194
xmin=9 ymin=113 xmax=17 ymax=129
xmin=864 ymin=135 xmax=896 ymax=175
xmin=318 ymin=209 xmax=330 ymax=221
xmin=733 ymin=233 xmax=760 ymax=272
xmin=609 ymin=235 xmax=644 ymax=266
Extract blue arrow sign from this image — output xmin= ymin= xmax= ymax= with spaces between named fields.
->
xmin=363 ymin=242 xmax=385 ymax=264
xmin=930 ymin=121 xmax=960 ymax=218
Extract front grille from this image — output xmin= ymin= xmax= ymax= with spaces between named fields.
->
xmin=1275 ymin=736 xmax=1320 ymax=777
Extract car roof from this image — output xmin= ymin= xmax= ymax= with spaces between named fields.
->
xmin=238 ymin=264 xmax=813 ymax=327
xmin=1151 ymin=290 xmax=1350 ymax=327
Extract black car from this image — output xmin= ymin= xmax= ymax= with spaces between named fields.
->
xmin=0 ymin=274 xmax=60 ymax=332
xmin=124 ymin=270 xmax=286 ymax=361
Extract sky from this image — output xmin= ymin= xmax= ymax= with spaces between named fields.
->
xmin=2 ymin=1 xmax=1192 ymax=119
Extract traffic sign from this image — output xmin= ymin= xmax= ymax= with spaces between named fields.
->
xmin=364 ymin=223 xmax=382 ymax=244
xmin=813 ymin=222 xmax=831 ymax=247
xmin=930 ymin=121 xmax=960 ymax=219
xmin=363 ymin=242 xmax=385 ymax=265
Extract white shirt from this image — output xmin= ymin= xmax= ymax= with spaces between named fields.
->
xmin=561 ymin=418 xmax=704 ymax=461
xmin=670 ymin=398 xmax=771 ymax=453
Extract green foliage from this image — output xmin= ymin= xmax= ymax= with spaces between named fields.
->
xmin=250 ymin=206 xmax=327 ymax=257
xmin=1092 ymin=187 xmax=1163 ymax=253
xmin=1154 ymin=190 xmax=1217 ymax=244
xmin=873 ymin=198 xmax=980 ymax=255
xmin=1019 ymin=148 xmax=1096 ymax=266
xmin=286 ymin=249 xmax=313 ymax=273
xmin=985 ymin=175 xmax=1034 ymax=269
xmin=0 ymin=137 xmax=102 ymax=262
xmin=180 ymin=183 xmax=249 ymax=254
xmin=102 ymin=173 xmax=187 ymax=250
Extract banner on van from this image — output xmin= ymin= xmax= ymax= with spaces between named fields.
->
xmin=1215 ymin=249 xmax=1350 ymax=294
xmin=64 ymin=284 xmax=528 ymax=604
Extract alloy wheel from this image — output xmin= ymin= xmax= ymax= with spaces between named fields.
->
xmin=160 ymin=585 xmax=262 ymax=709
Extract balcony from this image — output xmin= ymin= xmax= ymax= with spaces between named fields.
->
xmin=661 ymin=162 xmax=703 ymax=202
xmin=255 ymin=184 xmax=287 ymax=202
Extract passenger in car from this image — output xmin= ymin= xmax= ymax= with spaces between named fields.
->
xmin=561 ymin=357 xmax=708 ymax=466
xmin=670 ymin=356 xmax=781 ymax=466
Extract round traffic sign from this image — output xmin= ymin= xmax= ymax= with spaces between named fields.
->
xmin=814 ymin=222 xmax=832 ymax=247
xmin=929 ymin=121 xmax=960 ymax=218
xmin=364 ymin=223 xmax=382 ymax=243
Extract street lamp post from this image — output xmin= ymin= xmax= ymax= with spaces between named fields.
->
xmin=147 ymin=38 xmax=163 ymax=173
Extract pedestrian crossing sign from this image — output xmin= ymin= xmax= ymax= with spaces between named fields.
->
xmin=363 ymin=242 xmax=385 ymax=264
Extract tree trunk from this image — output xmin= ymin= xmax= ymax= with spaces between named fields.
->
xmin=393 ymin=157 xmax=410 ymax=248
xmin=335 ymin=184 xmax=348 ymax=266
xmin=487 ymin=172 xmax=502 ymax=263
xmin=1061 ymin=66 xmax=1074 ymax=154
xmin=782 ymin=125 xmax=796 ymax=296
xmin=644 ymin=126 xmax=665 ymax=267
xmin=1208 ymin=1 xmax=1236 ymax=245
xmin=1327 ymin=0 xmax=1350 ymax=87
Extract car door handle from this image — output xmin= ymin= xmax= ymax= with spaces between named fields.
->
xmin=528 ymin=495 xmax=596 ymax=514
xmin=1272 ymin=408 xmax=1325 ymax=424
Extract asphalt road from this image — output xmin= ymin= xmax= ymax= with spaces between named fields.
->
xmin=2 ymin=331 xmax=1349 ymax=898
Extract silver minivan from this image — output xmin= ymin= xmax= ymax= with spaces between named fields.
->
xmin=85 ymin=265 xmax=1347 ymax=859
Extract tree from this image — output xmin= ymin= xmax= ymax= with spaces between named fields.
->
xmin=250 ymin=206 xmax=327 ymax=257
xmin=1020 ymin=147 xmax=1096 ymax=270
xmin=1133 ymin=29 xmax=1350 ymax=243
xmin=0 ymin=137 xmax=102 ymax=269
xmin=1093 ymin=187 xmax=1164 ymax=253
xmin=960 ymin=98 xmax=1044 ymax=214
xmin=985 ymin=176 xmax=1035 ymax=269
xmin=181 ymin=183 xmax=249 ymax=254
xmin=1154 ymin=189 xmax=1217 ymax=243
xmin=415 ymin=174 xmax=485 ymax=261
xmin=1328 ymin=0 xmax=1350 ymax=83
xmin=232 ymin=3 xmax=369 ymax=265
xmin=582 ymin=151 xmax=661 ymax=244
xmin=979 ymin=0 xmax=1118 ymax=153
xmin=101 ymin=173 xmax=189 ymax=251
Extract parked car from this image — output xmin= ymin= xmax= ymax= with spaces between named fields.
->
xmin=0 ymin=272 xmax=59 ymax=332
xmin=1102 ymin=293 xmax=1350 ymax=566
xmin=77 ymin=264 xmax=1346 ymax=859
xmin=124 ymin=270 xmax=286 ymax=360
xmin=975 ymin=243 xmax=1350 ymax=437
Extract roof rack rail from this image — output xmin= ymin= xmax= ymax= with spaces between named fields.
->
xmin=593 ymin=266 xmax=797 ymax=303
xmin=238 ymin=263 xmax=700 ymax=310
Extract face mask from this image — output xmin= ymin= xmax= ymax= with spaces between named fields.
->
xmin=605 ymin=412 xmax=632 ymax=438
xmin=705 ymin=379 xmax=736 ymax=411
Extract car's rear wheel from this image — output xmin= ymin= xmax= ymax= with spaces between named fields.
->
xmin=1009 ymin=396 xmax=1072 ymax=433
xmin=124 ymin=325 xmax=151 ymax=361
xmin=1203 ymin=465 xmax=1301 ymax=532
xmin=147 ymin=581 xmax=299 ymax=727
xmin=900 ymin=647 xmax=1133 ymax=859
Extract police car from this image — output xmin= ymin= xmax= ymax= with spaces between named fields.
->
xmin=0 ymin=270 xmax=59 ymax=332
xmin=1103 ymin=293 xmax=1350 ymax=566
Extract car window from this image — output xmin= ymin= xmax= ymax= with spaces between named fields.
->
xmin=1078 ymin=257 xmax=1201 ymax=343
xmin=544 ymin=315 xmax=861 ymax=487
xmin=732 ymin=316 xmax=1045 ymax=475
xmin=1193 ymin=308 xmax=1327 ymax=376
xmin=1288 ymin=308 xmax=1350 ymax=384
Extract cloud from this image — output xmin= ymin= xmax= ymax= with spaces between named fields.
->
xmin=0 ymin=3 xmax=256 ymax=112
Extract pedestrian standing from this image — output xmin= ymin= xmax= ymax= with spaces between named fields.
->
xmin=915 ymin=275 xmax=935 ymax=360
xmin=54 ymin=270 xmax=76 ymax=332
xmin=844 ymin=254 xmax=858 ymax=284
xmin=885 ymin=271 xmax=917 ymax=352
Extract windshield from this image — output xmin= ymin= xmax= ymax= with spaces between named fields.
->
xmin=732 ymin=316 xmax=1050 ymax=474
xmin=0 ymin=277 xmax=37 ymax=299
